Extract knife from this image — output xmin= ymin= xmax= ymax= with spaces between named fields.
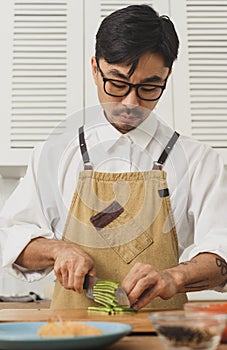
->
xmin=83 ymin=275 xmax=130 ymax=307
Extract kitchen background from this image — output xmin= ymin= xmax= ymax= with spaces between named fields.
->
xmin=0 ymin=0 xmax=227 ymax=301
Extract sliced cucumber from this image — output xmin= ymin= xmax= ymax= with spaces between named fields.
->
xmin=87 ymin=279 xmax=136 ymax=314
xmin=87 ymin=306 xmax=113 ymax=314
xmin=113 ymin=306 xmax=137 ymax=313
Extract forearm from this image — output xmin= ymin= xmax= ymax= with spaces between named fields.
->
xmin=122 ymin=252 xmax=227 ymax=309
xmin=15 ymin=237 xmax=95 ymax=293
xmin=167 ymin=252 xmax=227 ymax=293
xmin=15 ymin=237 xmax=63 ymax=270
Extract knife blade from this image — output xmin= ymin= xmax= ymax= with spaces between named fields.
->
xmin=83 ymin=275 xmax=130 ymax=307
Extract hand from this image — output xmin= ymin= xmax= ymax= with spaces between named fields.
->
xmin=121 ymin=262 xmax=178 ymax=310
xmin=53 ymin=241 xmax=95 ymax=294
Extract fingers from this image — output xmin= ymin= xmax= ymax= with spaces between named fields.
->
xmin=122 ymin=263 xmax=153 ymax=305
xmin=121 ymin=262 xmax=177 ymax=309
xmin=72 ymin=261 xmax=96 ymax=293
xmin=132 ymin=285 xmax=161 ymax=310
xmin=53 ymin=243 xmax=95 ymax=293
xmin=55 ymin=260 xmax=94 ymax=293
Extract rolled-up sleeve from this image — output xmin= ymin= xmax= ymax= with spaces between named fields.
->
xmin=0 ymin=143 xmax=55 ymax=281
xmin=187 ymin=145 xmax=227 ymax=290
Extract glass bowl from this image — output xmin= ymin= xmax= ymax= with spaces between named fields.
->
xmin=184 ymin=302 xmax=227 ymax=343
xmin=148 ymin=311 xmax=225 ymax=350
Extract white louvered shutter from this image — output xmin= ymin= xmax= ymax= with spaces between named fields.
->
xmin=11 ymin=1 xmax=68 ymax=151
xmin=188 ymin=0 xmax=227 ymax=150
xmin=0 ymin=0 xmax=83 ymax=176
xmin=2 ymin=0 xmax=227 ymax=175
xmin=171 ymin=0 xmax=227 ymax=162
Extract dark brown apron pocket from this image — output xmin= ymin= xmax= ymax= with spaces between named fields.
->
xmin=90 ymin=201 xmax=124 ymax=230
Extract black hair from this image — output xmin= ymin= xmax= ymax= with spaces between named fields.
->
xmin=95 ymin=4 xmax=179 ymax=75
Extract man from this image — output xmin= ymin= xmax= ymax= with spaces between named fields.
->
xmin=1 ymin=4 xmax=227 ymax=310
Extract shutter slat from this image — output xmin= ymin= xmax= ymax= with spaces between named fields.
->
xmin=13 ymin=44 xmax=66 ymax=48
xmin=12 ymin=86 xmax=66 ymax=91
xmin=187 ymin=23 xmax=227 ymax=29
xmin=12 ymin=58 xmax=66 ymax=64
xmin=11 ymin=111 xmax=66 ymax=120
xmin=12 ymin=76 xmax=66 ymax=83
xmin=190 ymin=97 xmax=227 ymax=102
xmin=11 ymin=120 xmax=64 ymax=127
xmin=10 ymin=141 xmax=43 ymax=149
xmin=192 ymin=121 xmax=227 ymax=127
xmin=12 ymin=105 xmax=66 ymax=110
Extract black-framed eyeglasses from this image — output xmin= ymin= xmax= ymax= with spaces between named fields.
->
xmin=96 ymin=60 xmax=168 ymax=102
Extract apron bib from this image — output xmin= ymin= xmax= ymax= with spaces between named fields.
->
xmin=51 ymin=127 xmax=187 ymax=309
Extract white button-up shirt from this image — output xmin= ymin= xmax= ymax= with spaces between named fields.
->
xmin=1 ymin=107 xmax=227 ymax=289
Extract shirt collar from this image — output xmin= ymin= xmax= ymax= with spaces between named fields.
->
xmin=94 ymin=110 xmax=158 ymax=152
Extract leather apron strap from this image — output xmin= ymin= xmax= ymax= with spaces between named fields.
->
xmin=153 ymin=131 xmax=180 ymax=170
xmin=79 ymin=125 xmax=93 ymax=170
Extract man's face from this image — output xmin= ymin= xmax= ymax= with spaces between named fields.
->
xmin=91 ymin=53 xmax=170 ymax=133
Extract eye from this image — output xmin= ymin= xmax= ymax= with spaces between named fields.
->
xmin=110 ymin=81 xmax=127 ymax=89
xmin=140 ymin=86 xmax=159 ymax=93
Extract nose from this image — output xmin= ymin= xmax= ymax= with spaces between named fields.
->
xmin=121 ymin=87 xmax=140 ymax=107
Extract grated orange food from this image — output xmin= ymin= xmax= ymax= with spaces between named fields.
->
xmin=38 ymin=321 xmax=103 ymax=337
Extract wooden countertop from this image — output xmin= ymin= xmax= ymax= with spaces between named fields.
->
xmin=1 ymin=302 xmax=227 ymax=349
xmin=0 ymin=306 xmax=154 ymax=333
xmin=0 ymin=302 xmax=160 ymax=349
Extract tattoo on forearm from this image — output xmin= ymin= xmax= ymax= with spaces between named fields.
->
xmin=184 ymin=279 xmax=210 ymax=290
xmin=180 ymin=257 xmax=227 ymax=291
xmin=216 ymin=258 xmax=227 ymax=275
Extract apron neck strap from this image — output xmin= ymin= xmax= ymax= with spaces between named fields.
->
xmin=153 ymin=131 xmax=180 ymax=170
xmin=79 ymin=126 xmax=93 ymax=170
xmin=78 ymin=126 xmax=179 ymax=171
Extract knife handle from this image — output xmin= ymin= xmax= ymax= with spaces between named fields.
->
xmin=83 ymin=274 xmax=90 ymax=290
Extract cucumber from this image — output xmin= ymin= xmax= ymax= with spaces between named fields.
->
xmin=87 ymin=279 xmax=136 ymax=314
xmin=87 ymin=306 xmax=113 ymax=314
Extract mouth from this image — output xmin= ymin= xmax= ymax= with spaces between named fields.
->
xmin=103 ymin=104 xmax=150 ymax=131
xmin=118 ymin=114 xmax=138 ymax=122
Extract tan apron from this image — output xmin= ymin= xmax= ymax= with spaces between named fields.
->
xmin=51 ymin=126 xmax=187 ymax=310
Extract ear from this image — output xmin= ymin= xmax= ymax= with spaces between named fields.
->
xmin=91 ymin=56 xmax=98 ymax=85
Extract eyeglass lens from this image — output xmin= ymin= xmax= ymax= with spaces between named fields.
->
xmin=104 ymin=80 xmax=163 ymax=101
